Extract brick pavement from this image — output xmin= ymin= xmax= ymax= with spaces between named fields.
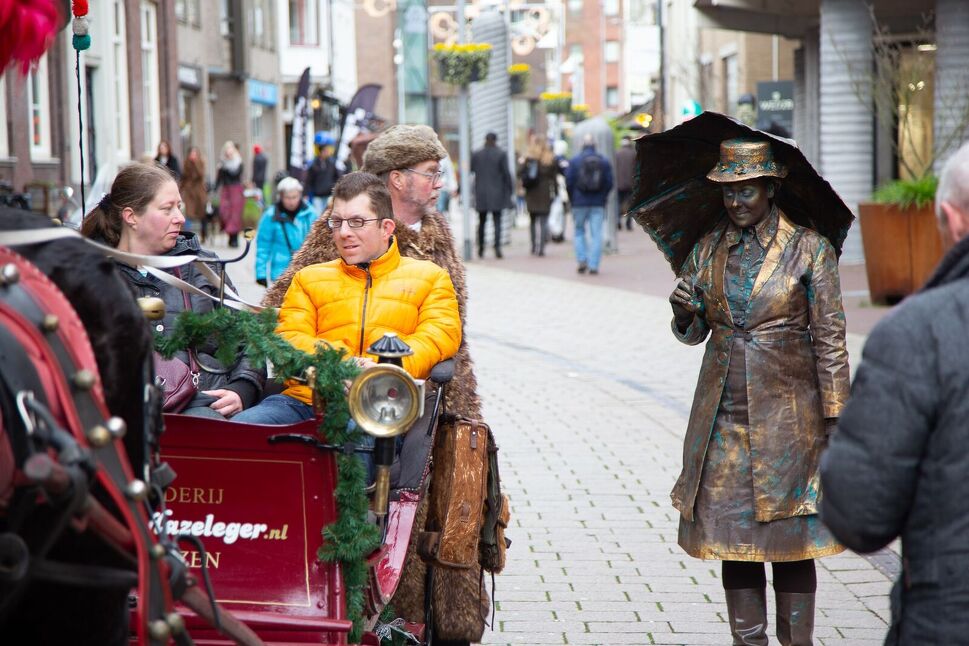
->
xmin=463 ymin=262 xmax=893 ymax=646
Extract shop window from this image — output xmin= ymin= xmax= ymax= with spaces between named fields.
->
xmin=180 ymin=0 xmax=200 ymax=26
xmin=604 ymin=0 xmax=619 ymax=16
xmin=141 ymin=0 xmax=161 ymax=155
xmin=606 ymin=86 xmax=619 ymax=108
xmin=249 ymin=0 xmax=274 ymax=50
xmin=604 ymin=41 xmax=620 ymax=63
xmin=289 ymin=0 xmax=318 ymax=46
xmin=250 ymin=104 xmax=265 ymax=140
xmin=27 ymin=55 xmax=51 ymax=158
xmin=722 ymin=53 xmax=738 ymax=115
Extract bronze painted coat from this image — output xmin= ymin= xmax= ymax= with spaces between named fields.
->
xmin=671 ymin=210 xmax=850 ymax=523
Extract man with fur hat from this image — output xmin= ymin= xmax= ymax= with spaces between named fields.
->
xmin=264 ymin=124 xmax=490 ymax=645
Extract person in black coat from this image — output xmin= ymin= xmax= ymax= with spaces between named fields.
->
xmin=305 ymin=146 xmax=341 ymax=214
xmin=820 ymin=141 xmax=969 ymax=645
xmin=470 ymin=132 xmax=513 ymax=259
xmin=154 ymin=140 xmax=181 ymax=181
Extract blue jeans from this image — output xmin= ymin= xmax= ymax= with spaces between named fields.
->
xmin=232 ymin=395 xmax=375 ymax=482
xmin=573 ymin=206 xmax=605 ymax=270
xmin=311 ymin=196 xmax=329 ymax=215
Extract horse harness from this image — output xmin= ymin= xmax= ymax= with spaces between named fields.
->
xmin=0 ymin=247 xmax=186 ymax=645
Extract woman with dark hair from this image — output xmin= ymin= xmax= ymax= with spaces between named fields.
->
xmin=154 ymin=140 xmax=181 ymax=181
xmin=669 ymin=138 xmax=850 ymax=645
xmin=81 ymin=162 xmax=265 ymax=419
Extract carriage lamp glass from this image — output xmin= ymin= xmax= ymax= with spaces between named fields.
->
xmin=348 ymin=364 xmax=423 ymax=438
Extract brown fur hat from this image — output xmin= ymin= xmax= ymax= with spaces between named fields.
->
xmin=362 ymin=125 xmax=447 ymax=176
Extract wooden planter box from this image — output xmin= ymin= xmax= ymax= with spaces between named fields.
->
xmin=859 ymin=201 xmax=946 ymax=304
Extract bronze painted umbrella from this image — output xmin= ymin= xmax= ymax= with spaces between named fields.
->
xmin=630 ymin=111 xmax=854 ymax=275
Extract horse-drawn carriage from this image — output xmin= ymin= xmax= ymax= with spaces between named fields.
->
xmin=0 ymin=215 xmax=499 ymax=645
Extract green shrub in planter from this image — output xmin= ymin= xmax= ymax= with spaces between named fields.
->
xmin=872 ymin=175 xmax=938 ymax=210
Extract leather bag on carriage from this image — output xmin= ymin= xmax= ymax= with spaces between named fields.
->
xmin=419 ymin=418 xmax=490 ymax=569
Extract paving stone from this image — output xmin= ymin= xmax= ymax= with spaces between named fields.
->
xmin=453 ymin=261 xmax=892 ymax=645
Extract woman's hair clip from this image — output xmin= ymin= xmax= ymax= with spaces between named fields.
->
xmin=98 ymin=193 xmax=112 ymax=212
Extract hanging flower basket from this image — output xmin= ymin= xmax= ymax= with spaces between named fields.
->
xmin=509 ymin=63 xmax=530 ymax=95
xmin=570 ymin=103 xmax=591 ymax=122
xmin=433 ymin=42 xmax=492 ymax=86
xmin=541 ymin=91 xmax=572 ymax=115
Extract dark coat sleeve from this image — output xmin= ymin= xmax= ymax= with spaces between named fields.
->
xmin=819 ymin=305 xmax=937 ymax=553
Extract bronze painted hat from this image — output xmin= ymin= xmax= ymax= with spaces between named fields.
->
xmin=629 ymin=112 xmax=854 ymax=274
xmin=706 ymin=138 xmax=788 ymax=183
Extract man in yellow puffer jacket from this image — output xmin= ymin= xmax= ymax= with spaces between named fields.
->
xmin=233 ymin=172 xmax=461 ymax=425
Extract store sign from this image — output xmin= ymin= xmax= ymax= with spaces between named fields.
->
xmin=249 ymin=79 xmax=279 ymax=107
xmin=178 ymin=64 xmax=202 ymax=90
xmin=756 ymin=81 xmax=794 ymax=138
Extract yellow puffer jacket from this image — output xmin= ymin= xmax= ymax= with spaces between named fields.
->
xmin=277 ymin=237 xmax=462 ymax=404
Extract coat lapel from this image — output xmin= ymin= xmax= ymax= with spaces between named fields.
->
xmin=749 ymin=210 xmax=795 ymax=303
xmin=709 ymin=224 xmax=734 ymax=327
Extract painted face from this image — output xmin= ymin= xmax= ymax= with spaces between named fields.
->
xmin=280 ymin=190 xmax=302 ymax=212
xmin=331 ymin=193 xmax=394 ymax=265
xmin=402 ymin=159 xmax=442 ymax=211
xmin=722 ymin=178 xmax=774 ymax=229
xmin=128 ymin=180 xmax=185 ymax=255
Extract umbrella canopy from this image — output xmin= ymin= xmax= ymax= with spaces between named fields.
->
xmin=630 ymin=111 xmax=854 ymax=275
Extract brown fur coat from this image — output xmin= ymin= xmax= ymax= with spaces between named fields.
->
xmin=263 ymin=211 xmax=488 ymax=641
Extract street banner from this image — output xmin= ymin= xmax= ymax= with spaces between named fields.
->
xmin=288 ymin=67 xmax=311 ymax=181
xmin=336 ymin=84 xmax=382 ymax=171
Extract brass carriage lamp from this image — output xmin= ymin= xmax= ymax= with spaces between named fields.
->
xmin=347 ymin=333 xmax=424 ymax=524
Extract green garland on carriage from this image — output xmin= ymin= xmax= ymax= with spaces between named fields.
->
xmin=155 ymin=307 xmax=379 ymax=642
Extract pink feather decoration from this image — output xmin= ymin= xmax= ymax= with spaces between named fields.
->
xmin=0 ymin=0 xmax=63 ymax=74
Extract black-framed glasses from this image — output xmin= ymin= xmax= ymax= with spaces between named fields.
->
xmin=326 ymin=216 xmax=381 ymax=230
xmin=404 ymin=167 xmax=445 ymax=183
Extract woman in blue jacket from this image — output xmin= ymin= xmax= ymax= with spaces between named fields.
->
xmin=254 ymin=177 xmax=319 ymax=286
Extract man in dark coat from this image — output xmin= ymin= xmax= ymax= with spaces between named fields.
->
xmin=305 ymin=145 xmax=341 ymax=214
xmin=470 ymin=132 xmax=513 ymax=258
xmin=614 ymin=135 xmax=636 ymax=230
xmin=820 ymin=141 xmax=969 ymax=645
xmin=251 ymin=144 xmax=268 ymax=191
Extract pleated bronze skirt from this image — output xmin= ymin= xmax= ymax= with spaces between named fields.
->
xmin=678 ymin=337 xmax=844 ymax=562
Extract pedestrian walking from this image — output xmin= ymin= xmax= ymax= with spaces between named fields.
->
xmin=471 ymin=132 xmax=513 ymax=259
xmin=819 ymin=140 xmax=969 ymax=645
xmin=263 ymin=124 xmax=494 ymax=646
xmin=154 ymin=140 xmax=181 ymax=181
xmin=518 ymin=135 xmax=558 ymax=256
xmin=436 ymin=152 xmax=458 ymax=216
xmin=615 ymin=135 xmax=637 ymax=230
xmin=179 ymin=146 xmax=208 ymax=240
xmin=253 ymin=176 xmax=318 ymax=286
xmin=215 ymin=140 xmax=245 ymax=248
xmin=251 ymin=144 xmax=268 ymax=201
xmin=666 ymin=137 xmax=850 ymax=645
xmin=566 ymin=134 xmax=613 ymax=274
xmin=305 ymin=141 xmax=341 ymax=214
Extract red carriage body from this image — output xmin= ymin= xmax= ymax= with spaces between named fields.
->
xmin=153 ymin=414 xmax=421 ymax=645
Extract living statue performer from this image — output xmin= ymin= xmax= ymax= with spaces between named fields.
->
xmin=668 ymin=139 xmax=850 ymax=645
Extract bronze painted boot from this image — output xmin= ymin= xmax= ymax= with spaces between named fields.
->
xmin=725 ymin=588 xmax=769 ymax=645
xmin=775 ymin=591 xmax=815 ymax=646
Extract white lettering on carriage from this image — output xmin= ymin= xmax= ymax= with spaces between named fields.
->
xmin=151 ymin=510 xmax=288 ymax=546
